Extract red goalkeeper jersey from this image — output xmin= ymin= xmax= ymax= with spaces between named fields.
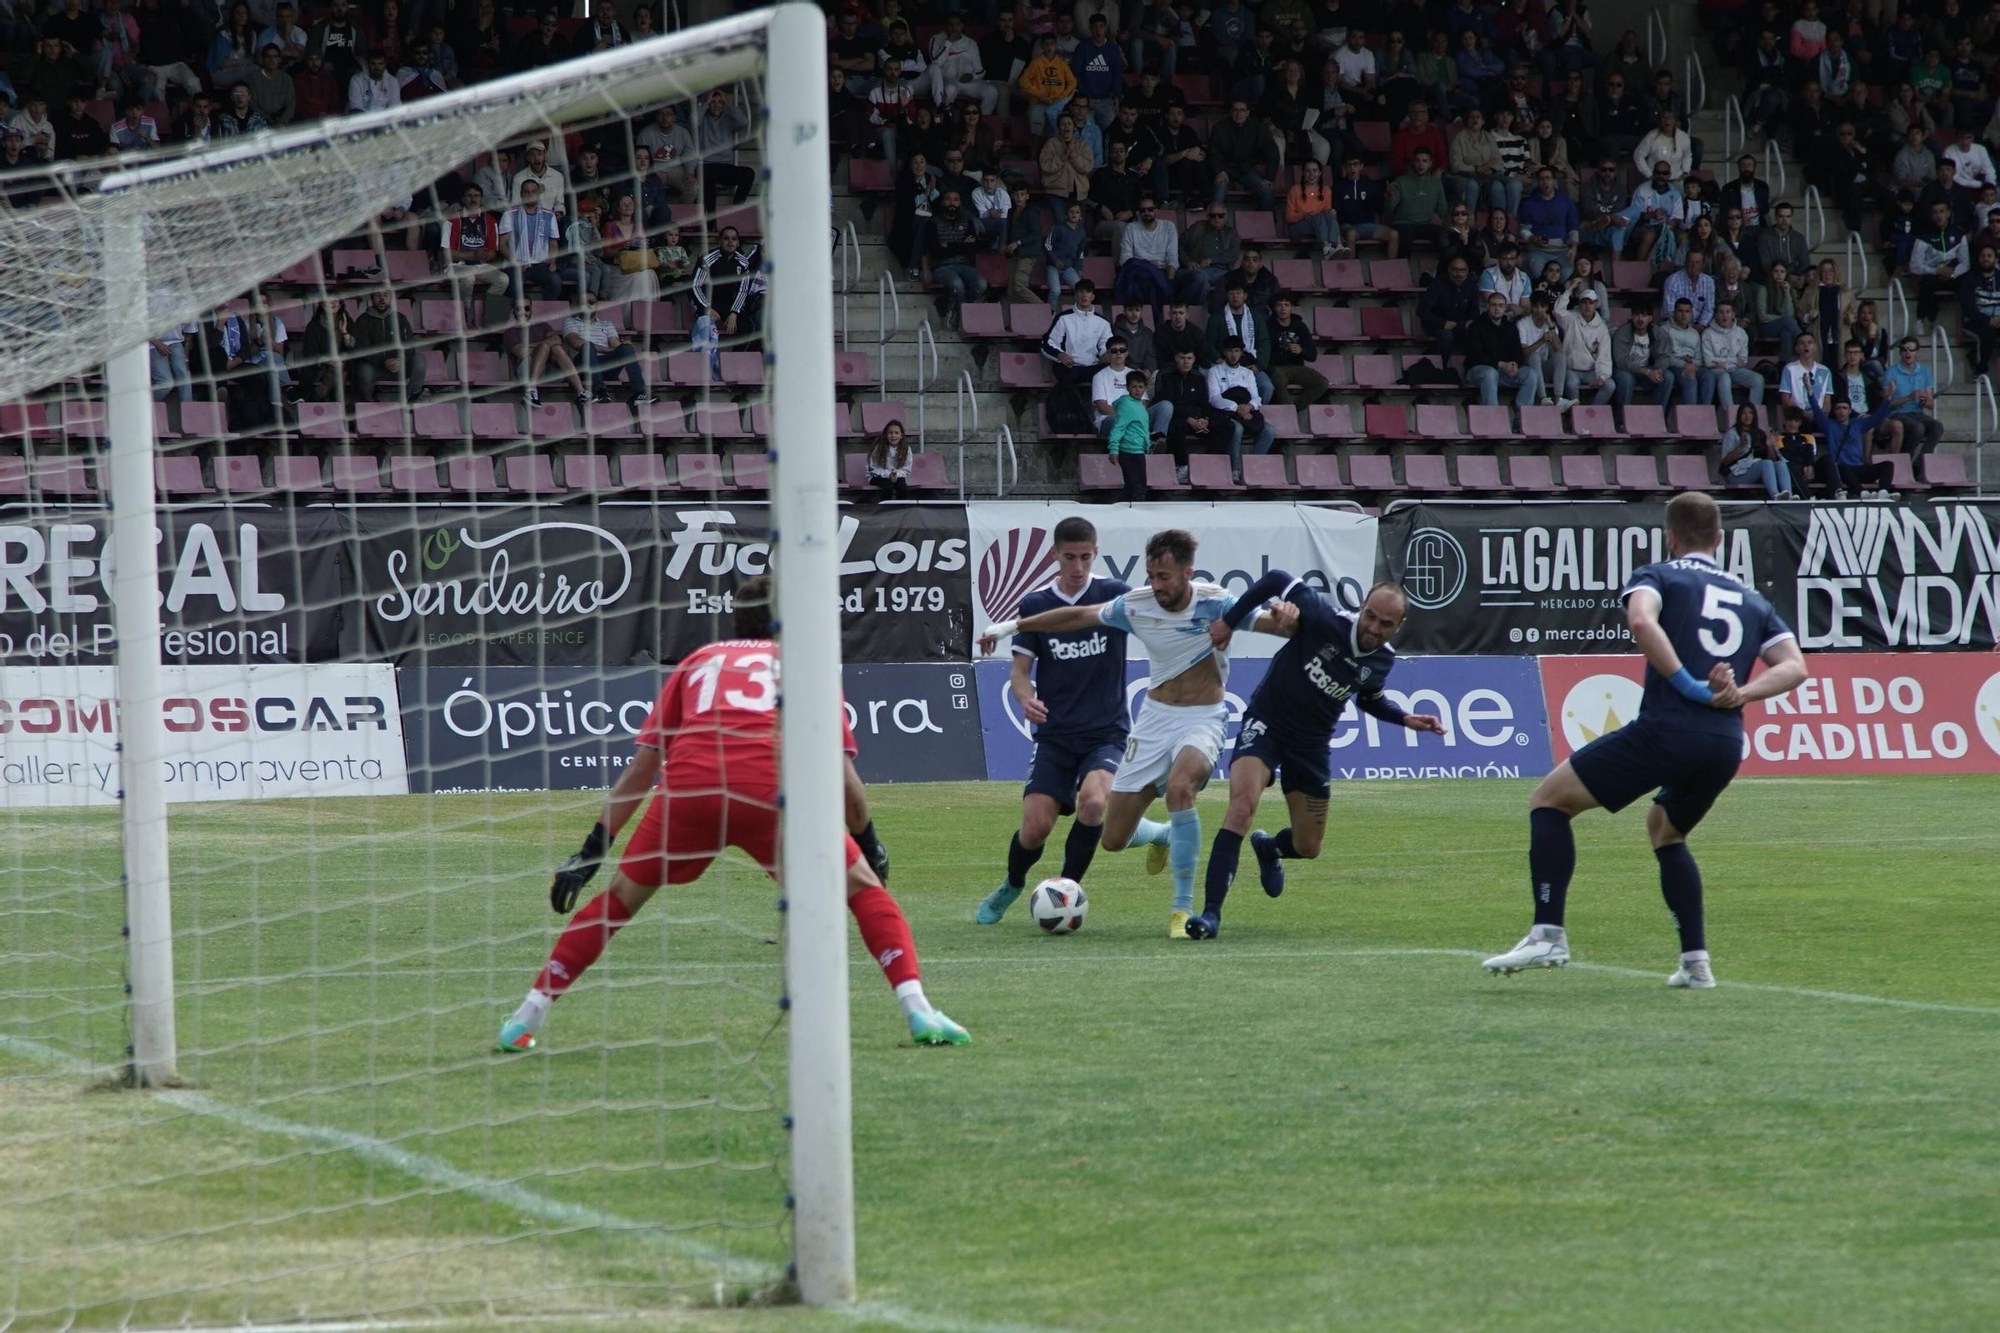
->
xmin=636 ymin=638 xmax=856 ymax=796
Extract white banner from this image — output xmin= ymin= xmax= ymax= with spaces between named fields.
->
xmin=0 ymin=663 xmax=409 ymax=808
xmin=966 ymin=503 xmax=1379 ymax=659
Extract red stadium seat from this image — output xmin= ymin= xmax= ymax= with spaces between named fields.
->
xmin=1241 ymin=454 xmax=1296 ymax=489
xmin=1347 ymin=454 xmax=1396 ymax=490
xmin=1403 ymin=454 xmax=1459 ymax=491
xmin=617 ymin=453 xmax=677 ymax=490
xmin=676 ymin=453 xmax=729 ymax=489
xmin=1293 ymin=453 xmax=1348 ymax=490
xmin=1078 ymin=452 xmax=1122 ymax=490
xmin=1506 ymin=454 xmax=1556 ymax=492
xmin=1455 ymin=454 xmax=1504 ymax=491
xmin=1559 ymin=453 xmax=1609 ymax=491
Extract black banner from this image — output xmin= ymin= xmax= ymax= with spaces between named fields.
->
xmin=1378 ymin=502 xmax=1791 ymax=655
xmin=399 ymin=661 xmax=985 ymax=792
xmin=351 ymin=504 xmax=974 ymax=667
xmin=1771 ymin=501 xmax=2000 ymax=650
xmin=0 ymin=508 xmax=346 ymax=664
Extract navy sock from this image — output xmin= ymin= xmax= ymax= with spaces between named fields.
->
xmin=1060 ymin=820 xmax=1103 ymax=882
xmin=1005 ymin=831 xmax=1044 ymax=890
xmin=1529 ymin=807 xmax=1575 ymax=928
xmin=1203 ymin=828 xmax=1243 ymax=917
xmin=1655 ymin=843 xmax=1706 ymax=953
xmin=1272 ymin=827 xmax=1299 ymax=859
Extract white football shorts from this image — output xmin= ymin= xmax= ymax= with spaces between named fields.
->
xmin=1110 ymin=697 xmax=1228 ymax=795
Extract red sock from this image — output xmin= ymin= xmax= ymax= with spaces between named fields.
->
xmin=847 ymin=885 xmax=921 ymax=990
xmin=533 ymin=891 xmax=633 ymax=997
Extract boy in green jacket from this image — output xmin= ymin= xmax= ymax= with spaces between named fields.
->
xmin=1108 ymin=369 xmax=1156 ymax=500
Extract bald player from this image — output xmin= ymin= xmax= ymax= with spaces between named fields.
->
xmin=1187 ymin=577 xmax=1444 ymax=939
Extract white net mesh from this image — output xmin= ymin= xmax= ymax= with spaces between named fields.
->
xmin=0 ymin=8 xmax=837 ymax=1326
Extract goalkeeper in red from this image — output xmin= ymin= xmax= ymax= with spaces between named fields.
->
xmin=497 ymin=577 xmax=970 ymax=1052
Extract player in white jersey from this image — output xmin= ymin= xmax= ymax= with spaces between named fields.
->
xmin=981 ymin=529 xmax=1293 ymax=936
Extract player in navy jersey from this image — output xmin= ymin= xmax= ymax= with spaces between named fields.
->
xmin=1185 ymin=577 xmax=1443 ymax=939
xmin=1483 ymin=493 xmax=1808 ymax=988
xmin=976 ymin=517 xmax=1135 ymax=924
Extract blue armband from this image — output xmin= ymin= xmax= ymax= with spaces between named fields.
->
xmin=1667 ymin=668 xmax=1713 ymax=704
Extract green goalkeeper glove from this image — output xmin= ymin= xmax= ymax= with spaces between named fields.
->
xmin=550 ymin=822 xmax=608 ymax=914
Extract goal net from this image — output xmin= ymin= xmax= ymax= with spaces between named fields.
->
xmin=0 ymin=5 xmax=853 ymax=1326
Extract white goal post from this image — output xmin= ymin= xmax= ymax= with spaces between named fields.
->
xmin=1 ymin=1 xmax=854 ymax=1315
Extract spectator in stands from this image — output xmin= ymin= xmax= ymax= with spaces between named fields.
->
xmin=1833 ymin=340 xmax=1875 ymax=417
xmin=1479 ymin=243 xmax=1532 ymax=317
xmin=1322 ymin=153 xmax=1378 ymax=259
xmin=511 ymin=9 xmax=567 ymax=71
xmin=1719 ymin=402 xmax=1796 ymax=498
xmin=1019 ymin=32 xmax=1076 ymax=138
xmin=1741 ymin=29 xmax=1788 ymax=138
xmin=866 ymin=420 xmax=915 ymax=499
xmin=457 ymin=0 xmax=505 ymax=79
xmin=1797 ymin=258 xmax=1854 ymax=359
xmin=1718 ymin=156 xmax=1770 ymax=239
xmin=694 ymin=225 xmax=758 ymax=338
xmin=1633 ymin=108 xmax=1691 ymax=188
xmin=1444 ymin=107 xmax=1498 ymax=217
xmin=1527 ymin=116 xmax=1577 ymax=196
xmin=925 ymin=14 xmax=996 ymax=114
xmin=560 ymin=197 xmax=612 ymax=300
xmin=50 ymin=86 xmax=107 ymax=157
xmin=1113 ymin=193 xmax=1178 ymax=323
xmin=1516 ymin=291 xmax=1573 ymax=410
xmin=290 ymin=298 xmax=351 ymax=402
xmin=439 ymin=183 xmax=509 ymax=316
xmin=1177 ymin=204 xmax=1238 ymax=306
xmin=1042 ymin=197 xmax=1088 ymax=310
xmin=1490 ymin=107 xmax=1533 ymax=219
xmin=1420 ymin=255 xmax=1481 ymax=356
xmin=177 ymin=92 xmax=215 ymax=144
xmin=1701 ymin=299 xmax=1762 ymax=408
xmin=867 ymin=59 xmax=916 ymax=166
xmin=293 ymin=49 xmax=339 ymax=119
xmin=1519 ymin=166 xmax=1580 ymax=280
xmin=249 ymin=45 xmax=295 ymax=124
xmin=1002 ymin=183 xmax=1041 ymax=301
xmin=1816 ymin=121 xmax=1881 ymax=232
xmin=1223 ymin=245 xmax=1277 ymax=317
xmin=1089 ymin=139 xmax=1143 ymax=253
xmin=1043 ymin=276 xmax=1112 ymax=430
xmin=1880 ymin=335 xmax=1945 ymax=458
xmin=1417 ymin=31 xmax=1470 ymax=120
xmin=1611 ymin=305 xmax=1668 ymax=408
xmin=1908 ymin=200 xmax=1966 ymax=335
xmin=345 ymin=48 xmax=399 ymax=112
xmin=561 ymin=291 xmax=648 ymax=404
xmin=1262 ymin=58 xmax=1328 ymax=170
xmin=1947 ymin=127 xmax=1997 ymax=210
xmin=350 ymin=289 xmax=426 ymax=402
xmin=498 ymin=178 xmax=562 ymax=298
xmin=1385 ymin=146 xmax=1446 ymax=261
xmin=1129 ymin=0 xmax=1178 ymax=78
xmin=398 ymin=41 xmax=449 ymax=100
xmin=1207 ymin=278 xmax=1274 ymax=398
xmin=986 ymin=10 xmax=1033 ymax=128
xmin=1948 ymin=34 xmax=1988 ymax=130
xmin=1597 ymin=69 xmax=1646 ymax=161
xmin=1893 ymin=124 xmax=1940 ymax=196
xmin=639 ymin=104 xmax=696 ymax=197
xmin=927 ymin=190 xmax=987 ymax=329
xmin=1811 ymin=393 xmax=1899 ymax=500
xmin=1284 ymin=159 xmax=1339 ymax=259
xmin=148 ymin=317 xmax=197 ymax=402
xmin=1333 ymin=26 xmax=1382 ymax=120
xmin=210 ymin=83 xmax=264 ymax=138
xmin=1153 ymin=102 xmax=1204 ymax=204
xmin=1749 ymin=260 xmax=1801 ymax=350
xmin=830 ymin=9 xmax=877 ymax=97
xmin=1754 ymin=202 xmax=1811 ymax=295
xmin=1155 ymin=300 xmax=1207 ymax=366
xmin=698 ymin=87 xmax=755 ymax=212
xmin=259 ymin=2 xmax=308 ymax=67
xmin=1204 ymin=336 xmax=1272 ymax=480
xmin=935 ymin=147 xmax=980 ymax=209
xmin=1390 ymin=99 xmax=1448 ymax=182
xmin=1464 ymin=289 xmax=1543 ymax=419
xmin=1228 ymin=27 xmax=1277 ymax=107
xmin=1848 ymin=301 xmax=1891 ymax=376
xmin=970 ymin=169 xmax=1011 ymax=251
xmin=1780 ymin=332 xmax=1834 ymax=415
xmin=1092 ymin=338 xmax=1170 ymax=435
xmin=1154 ymin=346 xmax=1211 ymax=482
xmin=573 ymin=0 xmax=626 ymax=55
xmin=1888 ymin=81 xmax=1936 ymax=146
xmin=209 ymin=3 xmax=261 ymax=94
xmin=1038 ymin=114 xmax=1095 ymax=219
xmin=1552 ymin=284 xmax=1614 ymax=405
xmin=1661 ymin=249 xmax=1715 ymax=327
xmin=511 ymin=139 xmax=565 ymax=214
xmin=501 ymin=298 xmax=586 ymax=405
xmin=109 ymin=97 xmax=158 ymax=150
xmin=1106 ymin=368 xmax=1157 ymax=499
xmin=1207 ymin=98 xmax=1276 ymax=212
xmin=1107 ymin=302 xmax=1155 ymax=370
xmin=1265 ymin=292 xmax=1326 ymax=406
xmin=1959 ymin=242 xmax=2000 ymax=372
xmin=1069 ymin=13 xmax=1124 ymax=127
xmin=1456 ymin=30 xmax=1504 ymax=108
xmin=1571 ymin=155 xmax=1618 ymax=255
xmin=1208 ymin=0 xmax=1255 ymax=70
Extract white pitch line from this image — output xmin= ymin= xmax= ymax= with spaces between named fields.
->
xmin=0 ymin=1034 xmax=1073 ymax=1333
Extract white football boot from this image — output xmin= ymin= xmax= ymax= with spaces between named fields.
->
xmin=1481 ymin=928 xmax=1571 ymax=975
xmin=1668 ymin=956 xmax=1717 ymax=989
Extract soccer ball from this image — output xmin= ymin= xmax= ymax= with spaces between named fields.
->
xmin=1028 ymin=878 xmax=1088 ymax=934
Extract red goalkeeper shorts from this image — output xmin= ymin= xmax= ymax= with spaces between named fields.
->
xmin=618 ymin=791 xmax=863 ymax=888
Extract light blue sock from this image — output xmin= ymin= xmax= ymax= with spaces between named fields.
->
xmin=1168 ymin=808 xmax=1200 ymax=913
xmin=1128 ymin=817 xmax=1172 ymax=848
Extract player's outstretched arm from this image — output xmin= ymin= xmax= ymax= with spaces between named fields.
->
xmin=1356 ymin=691 xmax=1447 ymax=734
xmin=550 ymin=744 xmax=662 ymax=913
xmin=1210 ymin=568 xmax=1298 ymax=647
xmin=979 ymin=603 xmax=1106 ymax=652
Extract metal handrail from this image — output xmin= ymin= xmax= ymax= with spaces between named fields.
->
xmin=911 ymin=316 xmax=937 ymax=444
xmin=1843 ymin=229 xmax=1870 ymax=292
xmin=954 ymin=367 xmax=980 ymax=445
xmin=1886 ymin=277 xmax=1910 ymax=340
xmin=877 ymin=269 xmax=902 ymax=351
xmin=1976 ymin=374 xmax=1995 ymax=444
xmin=1646 ymin=10 xmax=1667 ymax=67
xmin=961 ymin=423 xmax=1020 ymax=500
xmin=1801 ymin=186 xmax=1826 ymax=249
xmin=1765 ymin=137 xmax=1788 ymax=199
xmin=836 ymin=220 xmax=859 ymax=349
xmin=1685 ymin=51 xmax=1708 ymax=116
xmin=1932 ymin=323 xmax=1956 ymax=389
xmin=1721 ymin=94 xmax=1746 ymax=166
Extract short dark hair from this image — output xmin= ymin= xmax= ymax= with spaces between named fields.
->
xmin=732 ymin=574 xmax=773 ymax=638
xmin=1665 ymin=492 xmax=1722 ymax=548
xmin=1145 ymin=528 xmax=1198 ymax=567
xmin=1074 ymin=278 xmax=1097 ymax=295
xmin=1053 ymin=516 xmax=1098 ymax=546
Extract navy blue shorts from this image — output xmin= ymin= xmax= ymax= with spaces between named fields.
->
xmin=1025 ymin=732 xmax=1126 ymax=815
xmin=1569 ymin=717 xmax=1743 ymax=833
xmin=1229 ymin=711 xmax=1331 ymax=800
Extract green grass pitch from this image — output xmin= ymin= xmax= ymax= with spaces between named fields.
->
xmin=4 ymin=776 xmax=2000 ymax=1332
